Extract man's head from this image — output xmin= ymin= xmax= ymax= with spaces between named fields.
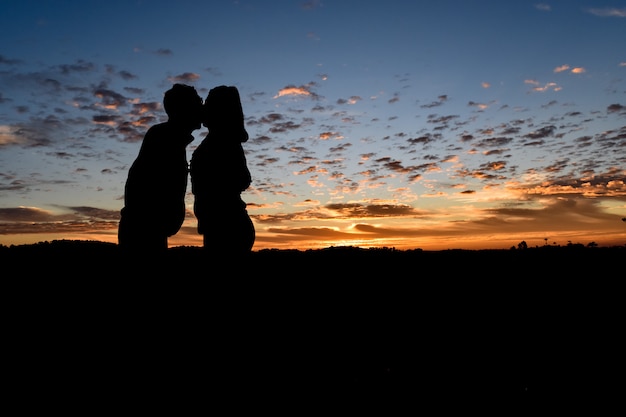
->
xmin=163 ymin=84 xmax=203 ymax=129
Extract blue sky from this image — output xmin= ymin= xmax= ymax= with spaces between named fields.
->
xmin=1 ymin=0 xmax=625 ymax=250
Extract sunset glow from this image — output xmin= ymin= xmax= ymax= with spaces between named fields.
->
xmin=1 ymin=1 xmax=625 ymax=251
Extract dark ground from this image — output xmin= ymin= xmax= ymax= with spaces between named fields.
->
xmin=2 ymin=241 xmax=624 ymax=413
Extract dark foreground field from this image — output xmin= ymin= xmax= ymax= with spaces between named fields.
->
xmin=2 ymin=241 xmax=624 ymax=412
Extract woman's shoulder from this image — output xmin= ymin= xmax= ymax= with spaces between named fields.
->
xmin=190 ymin=139 xmax=214 ymax=168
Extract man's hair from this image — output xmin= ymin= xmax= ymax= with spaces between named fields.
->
xmin=163 ymin=84 xmax=201 ymax=119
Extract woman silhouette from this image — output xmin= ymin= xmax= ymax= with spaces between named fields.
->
xmin=190 ymin=85 xmax=255 ymax=256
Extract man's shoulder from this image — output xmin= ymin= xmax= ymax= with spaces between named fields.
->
xmin=144 ymin=122 xmax=187 ymax=144
xmin=146 ymin=122 xmax=170 ymax=134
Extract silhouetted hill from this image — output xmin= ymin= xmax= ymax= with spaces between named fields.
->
xmin=2 ymin=240 xmax=623 ymax=411
xmin=2 ymin=238 xmax=623 ymax=275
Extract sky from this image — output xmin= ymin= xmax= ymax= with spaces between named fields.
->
xmin=1 ymin=0 xmax=625 ymax=251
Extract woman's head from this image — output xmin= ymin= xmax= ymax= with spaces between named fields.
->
xmin=203 ymin=85 xmax=248 ymax=142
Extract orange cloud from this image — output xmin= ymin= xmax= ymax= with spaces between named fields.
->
xmin=554 ymin=65 xmax=570 ymax=73
xmin=0 ymin=125 xmax=22 ymax=146
xmin=274 ymin=86 xmax=311 ymax=98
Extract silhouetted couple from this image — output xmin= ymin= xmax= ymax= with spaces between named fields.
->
xmin=118 ymin=83 xmax=255 ymax=258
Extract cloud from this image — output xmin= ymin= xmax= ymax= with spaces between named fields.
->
xmin=0 ymin=206 xmax=119 ymax=224
xmin=525 ymin=79 xmax=561 ymax=92
xmin=607 ymin=103 xmax=626 ymax=114
xmin=117 ymin=70 xmax=138 ymax=80
xmin=56 ymin=60 xmax=96 ymax=75
xmin=0 ymin=54 xmax=22 ymax=65
xmin=420 ymin=95 xmax=448 ymax=108
xmin=337 ymin=96 xmax=362 ymax=105
xmin=0 ymin=125 xmax=23 ymax=146
xmin=0 ymin=121 xmax=55 ymax=148
xmin=0 ymin=205 xmax=122 ymax=237
xmin=554 ymin=65 xmax=585 ymax=74
xmin=167 ymin=72 xmax=200 ymax=83
xmin=156 ymin=48 xmax=173 ymax=55
xmin=554 ymin=65 xmax=570 ymax=73
xmin=468 ymin=101 xmax=489 ymax=111
xmin=92 ymin=115 xmax=122 ymax=126
xmin=204 ymin=67 xmax=222 ymax=77
xmin=523 ymin=125 xmax=555 ymax=140
xmin=273 ymin=84 xmax=319 ymax=99
xmin=0 ymin=206 xmax=56 ymax=222
xmin=388 ymin=94 xmax=400 ymax=104
xmin=325 ymin=202 xmax=421 ymax=218
xmin=534 ymin=4 xmax=551 ymax=12
xmin=93 ymin=88 xmax=128 ymax=109
xmin=319 ymin=131 xmax=343 ymax=140
xmin=131 ymin=101 xmax=160 ymax=115
xmin=301 ymin=0 xmax=322 ymax=11
xmin=586 ymin=8 xmax=626 ymax=17
xmin=140 ymin=48 xmax=174 ymax=56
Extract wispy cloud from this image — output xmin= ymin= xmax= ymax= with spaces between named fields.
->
xmin=554 ymin=64 xmax=570 ymax=73
xmin=167 ymin=72 xmax=201 ymax=83
xmin=586 ymin=8 xmax=626 ymax=18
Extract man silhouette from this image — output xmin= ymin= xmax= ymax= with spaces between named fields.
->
xmin=190 ymin=85 xmax=255 ymax=256
xmin=118 ymin=83 xmax=203 ymax=255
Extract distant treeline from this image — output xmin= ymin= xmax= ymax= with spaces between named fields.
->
xmin=1 ymin=239 xmax=623 ymax=276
